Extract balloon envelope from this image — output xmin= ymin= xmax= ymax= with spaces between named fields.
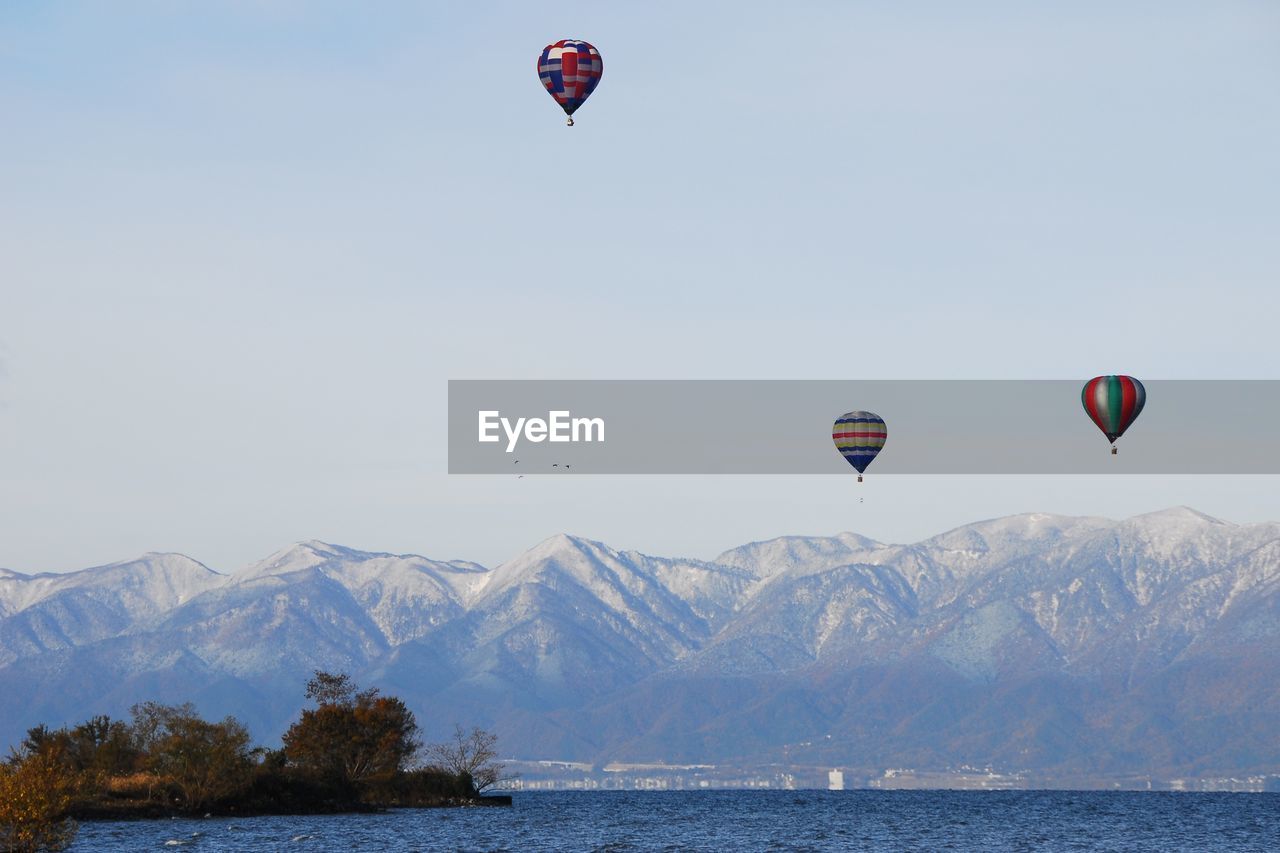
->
xmin=833 ymin=411 xmax=887 ymax=474
xmin=1082 ymin=375 xmax=1146 ymax=443
xmin=537 ymin=40 xmax=603 ymax=117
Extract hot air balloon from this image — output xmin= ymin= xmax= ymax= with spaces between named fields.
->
xmin=833 ymin=411 xmax=887 ymax=482
xmin=1082 ymin=375 xmax=1146 ymax=455
xmin=537 ymin=40 xmax=603 ymax=126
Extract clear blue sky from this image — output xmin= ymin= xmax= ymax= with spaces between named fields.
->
xmin=3 ymin=1 xmax=1278 ymax=572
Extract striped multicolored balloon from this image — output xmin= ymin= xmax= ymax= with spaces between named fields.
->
xmin=537 ymin=40 xmax=603 ymax=126
xmin=833 ymin=411 xmax=887 ymax=482
xmin=1082 ymin=375 xmax=1146 ymax=453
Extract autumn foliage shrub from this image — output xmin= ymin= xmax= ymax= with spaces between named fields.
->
xmin=0 ymin=752 xmax=78 ymax=853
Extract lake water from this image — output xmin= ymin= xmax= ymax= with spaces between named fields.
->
xmin=70 ymin=790 xmax=1280 ymax=851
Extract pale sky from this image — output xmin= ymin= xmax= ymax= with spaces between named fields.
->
xmin=3 ymin=1 xmax=1279 ymax=573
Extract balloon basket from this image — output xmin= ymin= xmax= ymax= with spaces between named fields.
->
xmin=566 ymin=116 xmax=574 ymax=127
xmin=857 ymin=475 xmax=863 ymax=483
xmin=1111 ymin=446 xmax=1117 ymax=456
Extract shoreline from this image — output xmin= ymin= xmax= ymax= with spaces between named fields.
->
xmin=68 ymin=794 xmax=512 ymax=821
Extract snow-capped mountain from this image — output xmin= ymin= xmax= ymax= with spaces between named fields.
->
xmin=0 ymin=553 xmax=224 ymax=665
xmin=3 ymin=507 xmax=1279 ymax=778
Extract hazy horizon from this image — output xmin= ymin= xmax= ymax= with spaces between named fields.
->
xmin=0 ymin=502 xmax=1261 ymax=575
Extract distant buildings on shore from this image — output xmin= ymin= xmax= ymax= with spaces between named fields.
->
xmin=495 ymin=759 xmax=1280 ymax=793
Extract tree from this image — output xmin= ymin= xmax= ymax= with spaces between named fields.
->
xmin=0 ymin=752 xmax=78 ymax=853
xmin=282 ymin=671 xmax=420 ymax=790
xmin=130 ymin=703 xmax=254 ymax=811
xmin=67 ymin=716 xmax=138 ymax=778
xmin=14 ymin=716 xmax=140 ymax=802
xmin=425 ymin=725 xmax=506 ymax=794
xmin=304 ymin=671 xmax=357 ymax=706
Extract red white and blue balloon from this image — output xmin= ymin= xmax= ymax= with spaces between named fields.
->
xmin=537 ymin=40 xmax=603 ymax=126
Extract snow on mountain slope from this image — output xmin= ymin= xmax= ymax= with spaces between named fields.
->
xmin=423 ymin=535 xmax=754 ymax=704
xmin=713 ymin=532 xmax=889 ymax=581
xmin=4 ymin=513 xmax=1279 ymax=684
xmin=682 ymin=561 xmax=920 ymax=676
xmin=144 ymin=571 xmax=393 ymax=677
xmin=479 ymin=534 xmax=749 ymax=625
xmin=0 ymin=553 xmax=224 ymax=665
xmin=235 ymin=541 xmax=487 ymax=644
xmin=0 ymin=552 xmax=223 ymax=616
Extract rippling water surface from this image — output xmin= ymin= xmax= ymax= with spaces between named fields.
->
xmin=70 ymin=790 xmax=1280 ymax=851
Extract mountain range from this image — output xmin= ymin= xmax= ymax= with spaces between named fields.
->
xmin=3 ymin=507 xmax=1280 ymax=780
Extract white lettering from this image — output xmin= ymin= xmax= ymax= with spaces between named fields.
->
xmin=573 ymin=416 xmax=604 ymax=443
xmin=480 ymin=411 xmax=605 ymax=453
xmin=502 ymin=417 xmax=526 ymax=453
xmin=549 ymin=410 xmax=571 ymax=442
xmin=525 ymin=418 xmax=547 ymax=442
xmin=478 ymin=411 xmax=500 ymax=443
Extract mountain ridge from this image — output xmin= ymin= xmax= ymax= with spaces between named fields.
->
xmin=3 ymin=507 xmax=1279 ymax=779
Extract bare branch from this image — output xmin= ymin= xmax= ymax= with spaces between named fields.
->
xmin=425 ymin=725 xmax=507 ymax=794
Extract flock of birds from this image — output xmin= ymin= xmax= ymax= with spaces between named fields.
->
xmin=514 ymin=460 xmax=572 ymax=478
